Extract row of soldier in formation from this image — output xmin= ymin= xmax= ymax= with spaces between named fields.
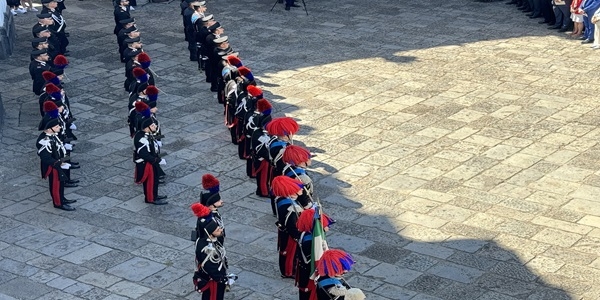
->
xmin=176 ymin=2 xmax=366 ymax=299
xmin=112 ymin=0 xmax=169 ymax=205
xmin=119 ymin=0 xmax=245 ymax=206
xmin=31 ymin=0 xmax=79 ymax=211
xmin=190 ymin=174 xmax=366 ymax=300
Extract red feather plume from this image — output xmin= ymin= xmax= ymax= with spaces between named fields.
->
xmin=132 ymin=67 xmax=146 ymax=77
xmin=246 ymin=85 xmax=262 ymax=98
xmin=138 ymin=52 xmax=151 ymax=63
xmin=134 ymin=101 xmax=149 ymax=112
xmin=271 ymin=176 xmax=303 ymax=197
xmin=238 ymin=66 xmax=251 ymax=76
xmin=145 ymin=85 xmax=159 ymax=96
xmin=256 ymin=98 xmax=272 ymax=113
xmin=296 ymin=208 xmax=333 ymax=232
xmin=43 ymin=101 xmax=58 ymax=112
xmin=265 ymin=117 xmax=299 ymax=136
xmin=190 ymin=203 xmax=211 ymax=218
xmin=53 ymin=55 xmax=68 ymax=67
xmin=297 ymin=208 xmax=315 ymax=232
xmin=201 ymin=174 xmax=220 ymax=190
xmin=42 ymin=71 xmax=56 ymax=81
xmin=316 ymin=249 xmax=354 ymax=277
xmin=282 ymin=145 xmax=311 ymax=165
xmin=227 ymin=56 xmax=242 ymax=66
xmin=44 ymin=83 xmax=60 ymax=94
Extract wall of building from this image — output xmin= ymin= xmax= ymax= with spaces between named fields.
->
xmin=0 ymin=0 xmax=16 ymax=60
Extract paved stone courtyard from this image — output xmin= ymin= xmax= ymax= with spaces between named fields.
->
xmin=1 ymin=0 xmax=600 ymax=299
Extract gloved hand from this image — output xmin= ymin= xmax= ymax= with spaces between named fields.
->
xmin=159 ymin=159 xmax=166 ymax=165
xmin=64 ymin=144 xmax=73 ymax=151
xmin=227 ymin=278 xmax=235 ymax=286
xmin=60 ymin=163 xmax=71 ymax=169
xmin=156 ymin=141 xmax=162 ymax=148
xmin=70 ymin=123 xmax=77 ymax=130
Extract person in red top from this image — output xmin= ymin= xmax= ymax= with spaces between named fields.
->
xmin=571 ymin=0 xmax=585 ymax=37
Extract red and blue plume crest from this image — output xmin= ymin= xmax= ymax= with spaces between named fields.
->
xmin=48 ymin=109 xmax=59 ymax=118
xmin=238 ymin=66 xmax=254 ymax=81
xmin=132 ymin=67 xmax=148 ymax=83
xmin=190 ymin=203 xmax=211 ymax=218
xmin=256 ymin=98 xmax=272 ymax=115
xmin=134 ymin=101 xmax=148 ymax=112
xmin=44 ymin=83 xmax=62 ymax=100
xmin=227 ymin=56 xmax=243 ymax=68
xmin=246 ymin=85 xmax=262 ymax=98
xmin=316 ymin=249 xmax=355 ymax=277
xmin=138 ymin=53 xmax=151 ymax=69
xmin=282 ymin=145 xmax=311 ymax=166
xmin=146 ymin=86 xmax=159 ymax=101
xmin=43 ymin=101 xmax=58 ymax=112
xmin=50 ymin=91 xmax=62 ymax=101
xmin=265 ymin=117 xmax=300 ymax=136
xmin=53 ymin=55 xmax=69 ymax=69
xmin=42 ymin=71 xmax=60 ymax=85
xmin=45 ymin=83 xmax=60 ymax=94
xmin=271 ymin=176 xmax=303 ymax=197
xmin=134 ymin=101 xmax=151 ymax=118
xmin=43 ymin=101 xmax=59 ymax=118
xmin=201 ymin=174 xmax=220 ymax=193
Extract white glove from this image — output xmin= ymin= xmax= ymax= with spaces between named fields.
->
xmin=64 ymin=144 xmax=73 ymax=151
xmin=60 ymin=163 xmax=71 ymax=169
xmin=70 ymin=123 xmax=77 ymax=130
xmin=156 ymin=141 xmax=162 ymax=148
xmin=159 ymin=159 xmax=166 ymax=165
xmin=227 ymin=278 xmax=235 ymax=286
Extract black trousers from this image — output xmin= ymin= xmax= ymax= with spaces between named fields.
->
xmin=57 ymin=32 xmax=69 ymax=54
xmin=540 ymin=0 xmax=555 ymax=22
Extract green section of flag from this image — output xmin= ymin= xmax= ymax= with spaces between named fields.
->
xmin=310 ymin=206 xmax=327 ymax=275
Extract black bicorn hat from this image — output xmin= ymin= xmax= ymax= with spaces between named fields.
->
xmin=33 ymin=26 xmax=50 ymax=34
xmin=31 ymin=48 xmax=48 ymax=57
xmin=119 ymin=17 xmax=135 ymax=24
xmin=36 ymin=13 xmax=52 ymax=19
xmin=123 ymin=26 xmax=138 ymax=34
xmin=140 ymin=116 xmax=155 ymax=129
xmin=32 ymin=37 xmax=48 ymax=47
xmin=124 ymin=36 xmax=141 ymax=44
xmin=213 ymin=35 xmax=228 ymax=44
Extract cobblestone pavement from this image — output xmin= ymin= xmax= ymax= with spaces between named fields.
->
xmin=1 ymin=0 xmax=600 ymax=299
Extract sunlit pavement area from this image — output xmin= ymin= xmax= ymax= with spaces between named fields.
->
xmin=0 ymin=0 xmax=599 ymax=299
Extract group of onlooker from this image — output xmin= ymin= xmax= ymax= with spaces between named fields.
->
xmin=8 ymin=0 xmax=38 ymax=15
xmin=507 ymin=0 xmax=600 ymax=48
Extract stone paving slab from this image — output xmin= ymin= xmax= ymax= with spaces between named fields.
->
xmin=1 ymin=0 xmax=600 ymax=299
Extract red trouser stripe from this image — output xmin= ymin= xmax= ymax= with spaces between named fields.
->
xmin=200 ymin=280 xmax=218 ymax=300
xmin=257 ymin=160 xmax=269 ymax=196
xmin=144 ymin=163 xmax=154 ymax=202
xmin=51 ymin=169 xmax=61 ymax=206
xmin=284 ymin=236 xmax=297 ymax=277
